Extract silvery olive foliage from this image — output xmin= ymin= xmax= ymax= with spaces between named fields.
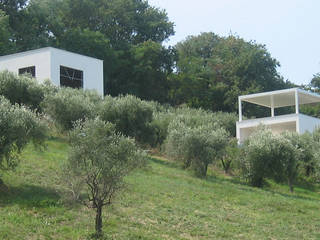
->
xmin=0 ymin=70 xmax=57 ymax=111
xmin=63 ymin=118 xmax=146 ymax=236
xmin=151 ymin=106 xmax=237 ymax=147
xmin=97 ymin=95 xmax=154 ymax=143
xmin=166 ymin=118 xmax=229 ymax=177
xmin=0 ymin=96 xmax=47 ymax=177
xmin=285 ymin=132 xmax=317 ymax=178
xmin=42 ymin=87 xmax=101 ymax=130
xmin=239 ymin=127 xmax=300 ymax=191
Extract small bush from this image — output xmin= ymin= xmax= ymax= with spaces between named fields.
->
xmin=150 ymin=107 xmax=237 ymax=147
xmin=0 ymin=71 xmax=50 ymax=110
xmin=166 ymin=119 xmax=229 ymax=177
xmin=97 ymin=95 xmax=154 ymax=143
xmin=212 ymin=112 xmax=238 ymax=137
xmin=150 ymin=110 xmax=175 ymax=147
xmin=42 ymin=87 xmax=100 ymax=131
xmin=220 ymin=138 xmax=239 ymax=174
xmin=0 ymin=96 xmax=47 ymax=179
xmin=285 ymin=132 xmax=316 ymax=178
xmin=239 ymin=127 xmax=299 ymax=191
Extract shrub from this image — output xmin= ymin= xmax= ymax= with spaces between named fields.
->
xmin=212 ymin=111 xmax=238 ymax=137
xmin=0 ymin=96 xmax=47 ymax=182
xmin=240 ymin=127 xmax=299 ymax=191
xmin=166 ymin=119 xmax=229 ymax=177
xmin=285 ymin=132 xmax=316 ymax=178
xmin=97 ymin=95 xmax=154 ymax=143
xmin=63 ymin=118 xmax=146 ymax=237
xmin=220 ymin=138 xmax=239 ymax=174
xmin=42 ymin=87 xmax=100 ymax=130
xmin=150 ymin=110 xmax=176 ymax=147
xmin=0 ymin=71 xmax=55 ymax=111
xmin=313 ymin=150 xmax=320 ymax=183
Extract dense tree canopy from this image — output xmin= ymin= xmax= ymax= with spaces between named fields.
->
xmin=0 ymin=10 xmax=11 ymax=54
xmin=0 ymin=1 xmax=294 ymax=111
xmin=170 ymin=33 xmax=291 ymax=114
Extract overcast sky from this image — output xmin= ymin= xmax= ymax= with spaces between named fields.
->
xmin=148 ymin=0 xmax=320 ymax=85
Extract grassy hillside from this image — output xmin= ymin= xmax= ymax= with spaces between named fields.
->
xmin=1 ymin=137 xmax=320 ymax=240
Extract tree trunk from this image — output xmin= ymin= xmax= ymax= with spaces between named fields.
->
xmin=288 ymin=178 xmax=294 ymax=193
xmin=221 ymin=159 xmax=226 ymax=172
xmin=95 ymin=205 xmax=103 ymax=237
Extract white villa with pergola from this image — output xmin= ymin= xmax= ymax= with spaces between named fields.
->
xmin=236 ymin=88 xmax=320 ymax=143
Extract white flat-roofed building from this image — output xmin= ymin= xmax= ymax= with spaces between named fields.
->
xmin=0 ymin=47 xmax=104 ymax=96
xmin=237 ymin=88 xmax=320 ymax=143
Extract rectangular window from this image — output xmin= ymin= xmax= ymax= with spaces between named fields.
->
xmin=19 ymin=66 xmax=36 ymax=77
xmin=60 ymin=66 xmax=83 ymax=89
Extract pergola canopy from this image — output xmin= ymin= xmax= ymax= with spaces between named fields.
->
xmin=239 ymin=88 xmax=320 ymax=108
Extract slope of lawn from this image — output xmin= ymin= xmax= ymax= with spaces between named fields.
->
xmin=1 ymin=137 xmax=320 ymax=239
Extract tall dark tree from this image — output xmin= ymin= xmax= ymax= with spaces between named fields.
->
xmin=0 ymin=10 xmax=15 ymax=54
xmin=171 ymin=33 xmax=291 ymax=115
xmin=108 ymin=40 xmax=175 ymax=102
xmin=0 ymin=0 xmax=53 ymax=52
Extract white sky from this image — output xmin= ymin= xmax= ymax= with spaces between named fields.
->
xmin=148 ymin=0 xmax=320 ymax=85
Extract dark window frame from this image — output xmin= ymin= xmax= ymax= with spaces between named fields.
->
xmin=19 ymin=66 xmax=36 ymax=77
xmin=60 ymin=65 xmax=84 ymax=89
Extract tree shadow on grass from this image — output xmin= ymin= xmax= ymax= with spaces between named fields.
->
xmin=148 ymin=156 xmax=181 ymax=170
xmin=0 ymin=183 xmax=61 ymax=208
xmin=205 ymin=174 xmax=320 ymax=202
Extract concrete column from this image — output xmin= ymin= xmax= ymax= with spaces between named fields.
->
xmin=270 ymin=95 xmax=274 ymax=117
xmin=239 ymin=97 xmax=242 ymax=121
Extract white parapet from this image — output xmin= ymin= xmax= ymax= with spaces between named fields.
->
xmin=237 ymin=113 xmax=320 ymax=143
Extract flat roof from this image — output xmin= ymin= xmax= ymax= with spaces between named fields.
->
xmin=0 ymin=47 xmax=103 ymax=62
xmin=239 ymin=88 xmax=320 ymax=108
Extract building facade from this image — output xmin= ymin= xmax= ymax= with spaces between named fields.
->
xmin=0 ymin=47 xmax=104 ymax=95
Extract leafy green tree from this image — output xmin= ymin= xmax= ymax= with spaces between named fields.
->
xmin=310 ymin=73 xmax=320 ymax=91
xmin=41 ymin=87 xmax=100 ymax=131
xmin=166 ymin=118 xmax=229 ymax=177
xmin=0 ymin=0 xmax=53 ymax=52
xmin=97 ymin=95 xmax=154 ymax=143
xmin=64 ymin=118 xmax=145 ymax=237
xmin=113 ymin=40 xmax=175 ymax=102
xmin=240 ymin=127 xmax=299 ymax=192
xmin=52 ymin=0 xmax=174 ymax=47
xmin=30 ymin=0 xmax=175 ymax=99
xmin=0 ymin=96 xmax=47 ymax=184
xmin=0 ymin=71 xmax=55 ymax=110
xmin=171 ymin=33 xmax=291 ymax=116
xmin=0 ymin=10 xmax=15 ymax=54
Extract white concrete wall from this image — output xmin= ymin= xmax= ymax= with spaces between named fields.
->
xmin=298 ymin=114 xmax=320 ymax=134
xmin=0 ymin=49 xmax=51 ymax=83
xmin=50 ymin=48 xmax=104 ymax=95
xmin=237 ymin=113 xmax=320 ymax=143
xmin=236 ymin=114 xmax=299 ymax=143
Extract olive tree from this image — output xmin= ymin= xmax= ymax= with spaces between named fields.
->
xmin=64 ymin=118 xmax=146 ymax=237
xmin=97 ymin=95 xmax=154 ymax=143
xmin=42 ymin=87 xmax=100 ymax=131
xmin=0 ymin=96 xmax=47 ymax=183
xmin=166 ymin=119 xmax=229 ymax=177
xmin=240 ymin=127 xmax=300 ymax=192
xmin=0 ymin=71 xmax=55 ymax=111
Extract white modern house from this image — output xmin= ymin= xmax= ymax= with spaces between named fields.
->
xmin=0 ymin=47 xmax=104 ymax=95
xmin=236 ymin=88 xmax=320 ymax=143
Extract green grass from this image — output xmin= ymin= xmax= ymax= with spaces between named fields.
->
xmin=1 ymin=137 xmax=320 ymax=239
